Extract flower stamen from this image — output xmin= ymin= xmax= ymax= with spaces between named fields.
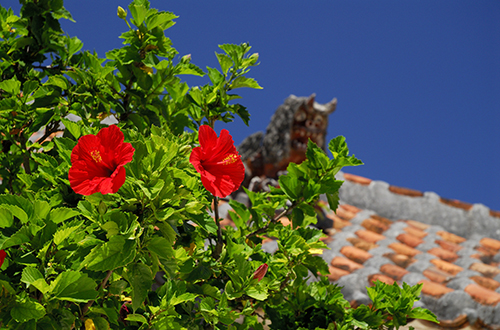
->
xmin=91 ymin=150 xmax=102 ymax=163
xmin=220 ymin=153 xmax=239 ymax=165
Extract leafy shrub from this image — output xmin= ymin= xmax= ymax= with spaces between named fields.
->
xmin=0 ymin=1 xmax=437 ymax=329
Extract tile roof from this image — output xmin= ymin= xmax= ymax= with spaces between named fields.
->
xmin=217 ymin=171 xmax=500 ymax=329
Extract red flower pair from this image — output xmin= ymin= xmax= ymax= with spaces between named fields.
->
xmin=69 ymin=125 xmax=135 ymax=196
xmin=189 ymin=125 xmax=245 ymax=198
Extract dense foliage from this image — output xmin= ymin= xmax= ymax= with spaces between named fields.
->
xmin=0 ymin=1 xmax=437 ymax=329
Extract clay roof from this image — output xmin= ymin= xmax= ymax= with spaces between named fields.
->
xmin=217 ymin=171 xmax=500 ymax=329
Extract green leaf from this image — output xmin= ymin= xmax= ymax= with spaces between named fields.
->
xmin=125 ymin=314 xmax=148 ymax=324
xmin=176 ymin=63 xmax=205 ymax=76
xmin=207 ymin=67 xmax=224 ymax=86
xmin=0 ymin=228 xmax=30 ymax=249
xmin=33 ymin=201 xmax=51 ymax=221
xmin=124 ymin=262 xmax=153 ymax=312
xmin=11 ymin=299 xmax=46 ymax=322
xmin=326 ymin=192 xmax=340 ymax=213
xmin=225 ymin=281 xmax=242 ymax=300
xmin=61 ymin=118 xmax=81 ymax=139
xmin=407 ymin=307 xmax=439 ymax=323
xmin=0 ymin=194 xmax=33 ymax=223
xmin=0 ymin=207 xmax=13 ymax=228
xmin=216 ymin=53 xmax=233 ymax=75
xmin=46 ymin=75 xmax=68 ymax=90
xmin=0 ymin=77 xmax=21 ymax=95
xmin=50 ymin=207 xmax=80 ymax=224
xmin=146 ymin=11 xmax=177 ymax=30
xmin=21 ymin=267 xmax=49 ymax=294
xmin=230 ymin=76 xmax=262 ymax=89
xmin=67 ymin=36 xmax=83 ymax=57
xmin=246 ymin=286 xmax=268 ymax=300
xmin=147 ymin=236 xmax=174 ymax=259
xmin=49 ymin=271 xmax=98 ymax=303
xmin=83 ymin=236 xmax=136 ymax=271
xmin=54 ymin=224 xmax=82 ymax=245
xmin=129 ymin=3 xmax=147 ymax=26
xmin=306 ymin=140 xmax=329 ymax=171
xmin=279 ymin=173 xmax=300 ymax=200
xmin=328 ymin=136 xmax=363 ymax=170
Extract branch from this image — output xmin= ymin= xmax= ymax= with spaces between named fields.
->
xmin=81 ymin=269 xmax=113 ymax=318
xmin=245 ymin=201 xmax=297 ymax=239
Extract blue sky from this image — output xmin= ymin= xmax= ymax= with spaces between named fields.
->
xmin=4 ymin=1 xmax=500 ymax=211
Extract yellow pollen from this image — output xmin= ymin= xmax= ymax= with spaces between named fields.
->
xmin=220 ymin=154 xmax=238 ymax=165
xmin=91 ymin=150 xmax=102 ymax=163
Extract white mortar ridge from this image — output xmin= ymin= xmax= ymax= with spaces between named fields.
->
xmin=338 ymin=171 xmax=500 ymax=240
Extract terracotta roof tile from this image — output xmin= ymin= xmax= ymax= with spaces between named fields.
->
xmin=423 ymin=266 xmax=453 ymax=284
xmin=427 ymin=247 xmax=459 ymax=263
xmin=469 ymin=275 xmax=500 ymax=291
xmin=490 ymin=209 xmax=500 ymax=218
xmin=279 ymin=217 xmax=291 ymax=227
xmin=388 ymin=185 xmax=424 ymax=197
xmin=425 ymin=314 xmax=469 ymax=329
xmin=368 ymin=273 xmax=396 ymax=286
xmin=388 ymin=242 xmax=422 ymax=257
xmin=405 ymin=219 xmax=430 ymax=231
xmin=439 ymin=197 xmax=473 ymax=211
xmin=326 ymin=213 xmax=352 ymax=229
xmin=436 ymin=230 xmax=467 ymax=244
xmin=355 ymin=229 xmax=386 ymax=243
xmin=469 ymin=262 xmax=500 ymax=278
xmin=418 ymin=279 xmax=454 ymax=298
xmin=429 ymin=258 xmax=463 ymax=276
xmin=464 ymin=283 xmax=500 ymax=305
xmin=370 ymin=215 xmax=393 ymax=227
xmin=331 ymin=256 xmax=364 ymax=272
xmin=480 ymin=237 xmax=500 ymax=252
xmin=343 ymin=173 xmax=372 ymax=185
xmin=327 ymin=266 xmax=350 ymax=281
xmin=380 ymin=263 xmax=409 ymax=281
xmin=475 ymin=245 xmax=497 ymax=258
xmin=340 ymin=246 xmax=373 ymax=264
xmin=403 ymin=225 xmax=428 ymax=239
xmin=435 ymin=239 xmax=463 ymax=253
xmin=383 ymin=252 xmax=416 ymax=268
xmin=335 ymin=205 xmax=358 ymax=221
xmin=361 ymin=218 xmax=390 ymax=234
xmin=339 ymin=204 xmax=362 ymax=214
xmin=396 ymin=233 xmax=424 ymax=248
xmin=346 ymin=237 xmax=378 ymax=251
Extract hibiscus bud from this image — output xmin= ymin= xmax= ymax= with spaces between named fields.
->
xmin=178 ymin=145 xmax=192 ymax=156
xmin=252 ymin=263 xmax=268 ymax=282
xmin=0 ymin=249 xmax=6 ymax=268
xmin=117 ymin=6 xmax=127 ymax=20
xmin=249 ymin=53 xmax=259 ymax=64
xmin=181 ymin=54 xmax=192 ymax=64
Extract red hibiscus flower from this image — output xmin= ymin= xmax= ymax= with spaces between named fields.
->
xmin=0 ymin=249 xmax=6 ymax=268
xmin=189 ymin=125 xmax=245 ymax=198
xmin=69 ymin=125 xmax=135 ymax=195
xmin=253 ymin=263 xmax=268 ymax=282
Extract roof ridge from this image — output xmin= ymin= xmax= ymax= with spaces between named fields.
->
xmin=339 ymin=171 xmax=500 ymax=240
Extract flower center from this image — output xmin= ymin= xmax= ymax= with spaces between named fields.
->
xmin=91 ymin=150 xmax=102 ymax=163
xmin=219 ymin=153 xmax=239 ymax=165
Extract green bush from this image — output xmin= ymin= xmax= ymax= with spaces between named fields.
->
xmin=0 ymin=1 xmax=437 ymax=329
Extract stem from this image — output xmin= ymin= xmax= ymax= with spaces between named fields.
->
xmin=212 ymin=195 xmax=224 ymax=259
xmin=81 ymin=270 xmax=113 ymax=318
xmin=246 ymin=202 xmax=297 ymax=239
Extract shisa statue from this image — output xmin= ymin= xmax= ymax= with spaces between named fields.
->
xmin=237 ymin=94 xmax=337 ymax=191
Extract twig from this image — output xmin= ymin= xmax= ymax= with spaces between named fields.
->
xmin=213 ymin=196 xmax=223 ymax=259
xmin=81 ymin=269 xmax=113 ymax=318
xmin=245 ymin=202 xmax=296 ymax=239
